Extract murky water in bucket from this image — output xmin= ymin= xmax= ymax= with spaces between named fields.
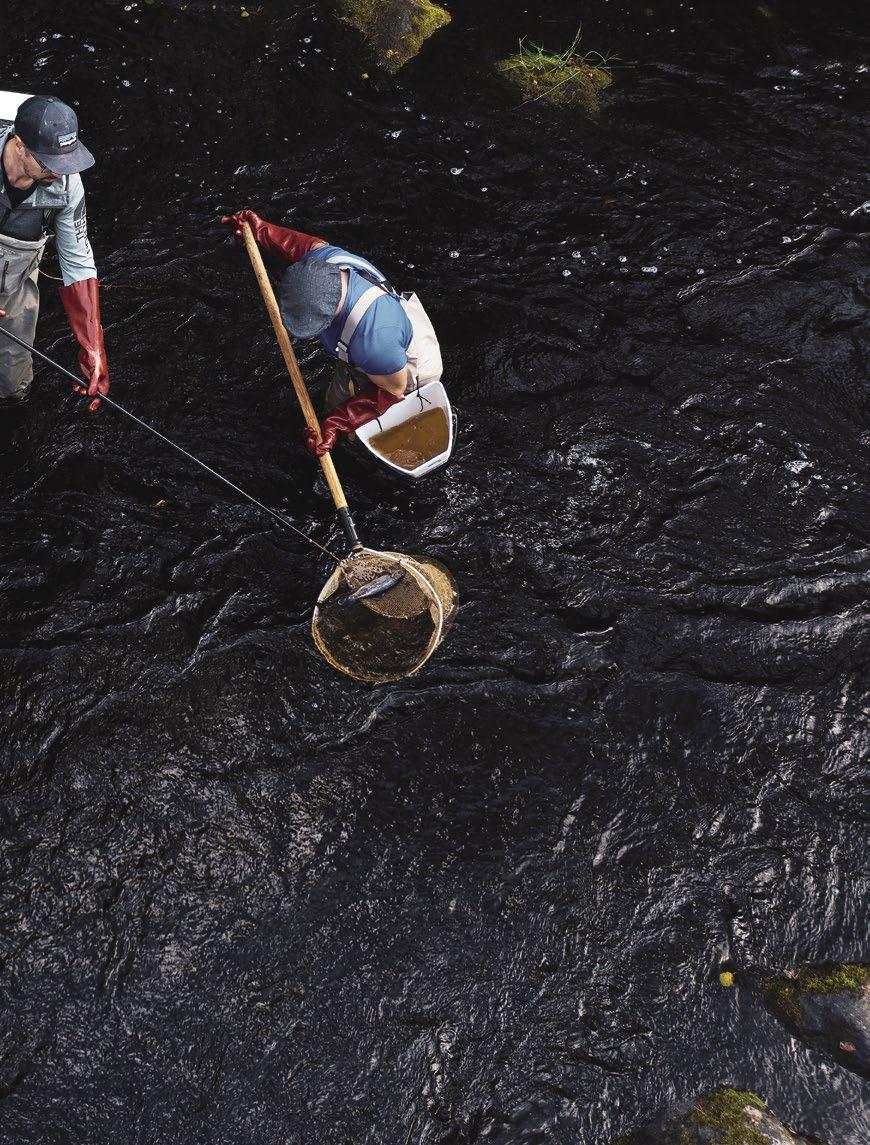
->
xmin=367 ymin=406 xmax=450 ymax=471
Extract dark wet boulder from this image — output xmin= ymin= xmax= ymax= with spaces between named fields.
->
xmin=761 ymin=963 xmax=870 ymax=1080
xmin=335 ymin=0 xmax=451 ymax=73
xmin=613 ymin=1088 xmax=825 ymax=1145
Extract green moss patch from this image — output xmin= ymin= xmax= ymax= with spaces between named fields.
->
xmin=336 ymin=0 xmax=451 ymax=73
xmin=795 ymin=964 xmax=869 ymax=994
xmin=678 ymin=1089 xmax=767 ymax=1145
xmin=612 ymin=1089 xmax=777 ymax=1145
xmin=765 ymin=963 xmax=869 ymax=1025
xmin=494 ymin=29 xmax=613 ymax=116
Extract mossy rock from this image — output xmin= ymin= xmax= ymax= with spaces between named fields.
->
xmin=613 ymin=1088 xmax=826 ymax=1145
xmin=762 ymin=963 xmax=870 ymax=1079
xmin=494 ymin=36 xmax=612 ymax=117
xmin=336 ymin=0 xmax=451 ymax=74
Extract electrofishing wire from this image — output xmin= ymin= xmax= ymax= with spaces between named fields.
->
xmin=0 ymin=324 xmax=344 ymax=564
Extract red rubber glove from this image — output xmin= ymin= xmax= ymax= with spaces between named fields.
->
xmin=58 ymin=278 xmax=110 ymax=412
xmin=303 ymin=384 xmax=402 ymax=456
xmin=220 ymin=209 xmax=325 ymax=265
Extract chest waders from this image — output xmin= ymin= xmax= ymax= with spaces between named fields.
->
xmin=0 ymin=110 xmax=66 ymax=402
xmin=0 ymin=231 xmax=48 ymax=401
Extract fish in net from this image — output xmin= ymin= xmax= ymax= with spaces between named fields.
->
xmin=312 ymin=550 xmax=458 ymax=683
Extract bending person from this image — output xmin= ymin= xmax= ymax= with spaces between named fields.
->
xmin=222 ymin=209 xmax=441 ymax=455
xmin=0 ymin=94 xmax=110 ymax=411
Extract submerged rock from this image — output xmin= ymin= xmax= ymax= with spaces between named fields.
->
xmin=494 ymin=32 xmax=612 ymax=116
xmin=761 ymin=963 xmax=870 ymax=1079
xmin=335 ymin=0 xmax=451 ymax=73
xmin=614 ymin=1088 xmax=825 ymax=1145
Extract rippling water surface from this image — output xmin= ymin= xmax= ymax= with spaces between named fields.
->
xmin=1 ymin=1 xmax=868 ymax=1141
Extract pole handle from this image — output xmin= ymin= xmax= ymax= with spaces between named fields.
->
xmin=240 ymin=222 xmax=351 ymax=515
xmin=336 ymin=507 xmax=361 ymax=550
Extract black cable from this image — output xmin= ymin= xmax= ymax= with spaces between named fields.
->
xmin=0 ymin=324 xmax=343 ymax=564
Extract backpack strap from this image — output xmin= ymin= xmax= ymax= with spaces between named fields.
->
xmin=335 ymin=284 xmax=384 ymax=364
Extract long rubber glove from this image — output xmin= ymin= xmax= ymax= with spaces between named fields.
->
xmin=303 ymin=384 xmax=402 ymax=457
xmin=59 ymin=278 xmax=110 ymax=412
xmin=220 ymin=209 xmax=324 ymax=265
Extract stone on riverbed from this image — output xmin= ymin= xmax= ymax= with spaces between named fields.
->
xmin=761 ymin=963 xmax=870 ymax=1080
xmin=613 ymin=1088 xmax=826 ymax=1145
xmin=336 ymin=0 xmax=451 ymax=73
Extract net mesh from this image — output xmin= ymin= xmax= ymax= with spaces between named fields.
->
xmin=312 ymin=549 xmax=458 ymax=683
xmin=338 ymin=551 xmax=430 ymax=619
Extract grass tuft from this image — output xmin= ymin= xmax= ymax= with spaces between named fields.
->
xmin=494 ymin=28 xmax=615 ymax=115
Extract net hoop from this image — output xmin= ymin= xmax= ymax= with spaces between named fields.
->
xmin=311 ymin=548 xmax=456 ymax=683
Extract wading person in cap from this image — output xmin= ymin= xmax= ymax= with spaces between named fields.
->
xmin=0 ymin=94 xmax=109 ymax=411
xmin=222 ymin=209 xmax=441 ymax=455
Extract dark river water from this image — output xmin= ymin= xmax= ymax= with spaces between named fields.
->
xmin=1 ymin=1 xmax=868 ymax=1142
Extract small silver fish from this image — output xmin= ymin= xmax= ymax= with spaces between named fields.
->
xmin=336 ymin=571 xmax=404 ymax=606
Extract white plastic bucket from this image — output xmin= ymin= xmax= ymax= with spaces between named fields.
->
xmin=355 ymin=381 xmax=454 ymax=479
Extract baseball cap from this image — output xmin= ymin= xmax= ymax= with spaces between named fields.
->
xmin=14 ymin=95 xmax=95 ymax=175
xmin=279 ymin=259 xmax=343 ymax=339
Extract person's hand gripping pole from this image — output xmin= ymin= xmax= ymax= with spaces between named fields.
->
xmin=222 ymin=210 xmax=324 ymax=265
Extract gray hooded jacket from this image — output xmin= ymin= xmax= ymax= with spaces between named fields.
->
xmin=0 ymin=123 xmax=97 ymax=285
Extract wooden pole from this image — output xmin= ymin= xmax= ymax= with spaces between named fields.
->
xmin=241 ymin=221 xmax=351 ymax=515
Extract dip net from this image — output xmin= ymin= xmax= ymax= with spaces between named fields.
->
xmin=312 ymin=549 xmax=458 ymax=683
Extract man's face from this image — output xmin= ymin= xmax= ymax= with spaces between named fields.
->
xmin=16 ymin=137 xmax=60 ymax=184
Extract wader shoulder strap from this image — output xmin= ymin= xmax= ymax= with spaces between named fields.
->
xmin=41 ymin=207 xmax=58 ymax=236
xmin=325 ymin=252 xmax=385 ymax=278
xmin=325 ymin=253 xmax=398 ymax=296
xmin=335 ymin=284 xmax=384 ymax=364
